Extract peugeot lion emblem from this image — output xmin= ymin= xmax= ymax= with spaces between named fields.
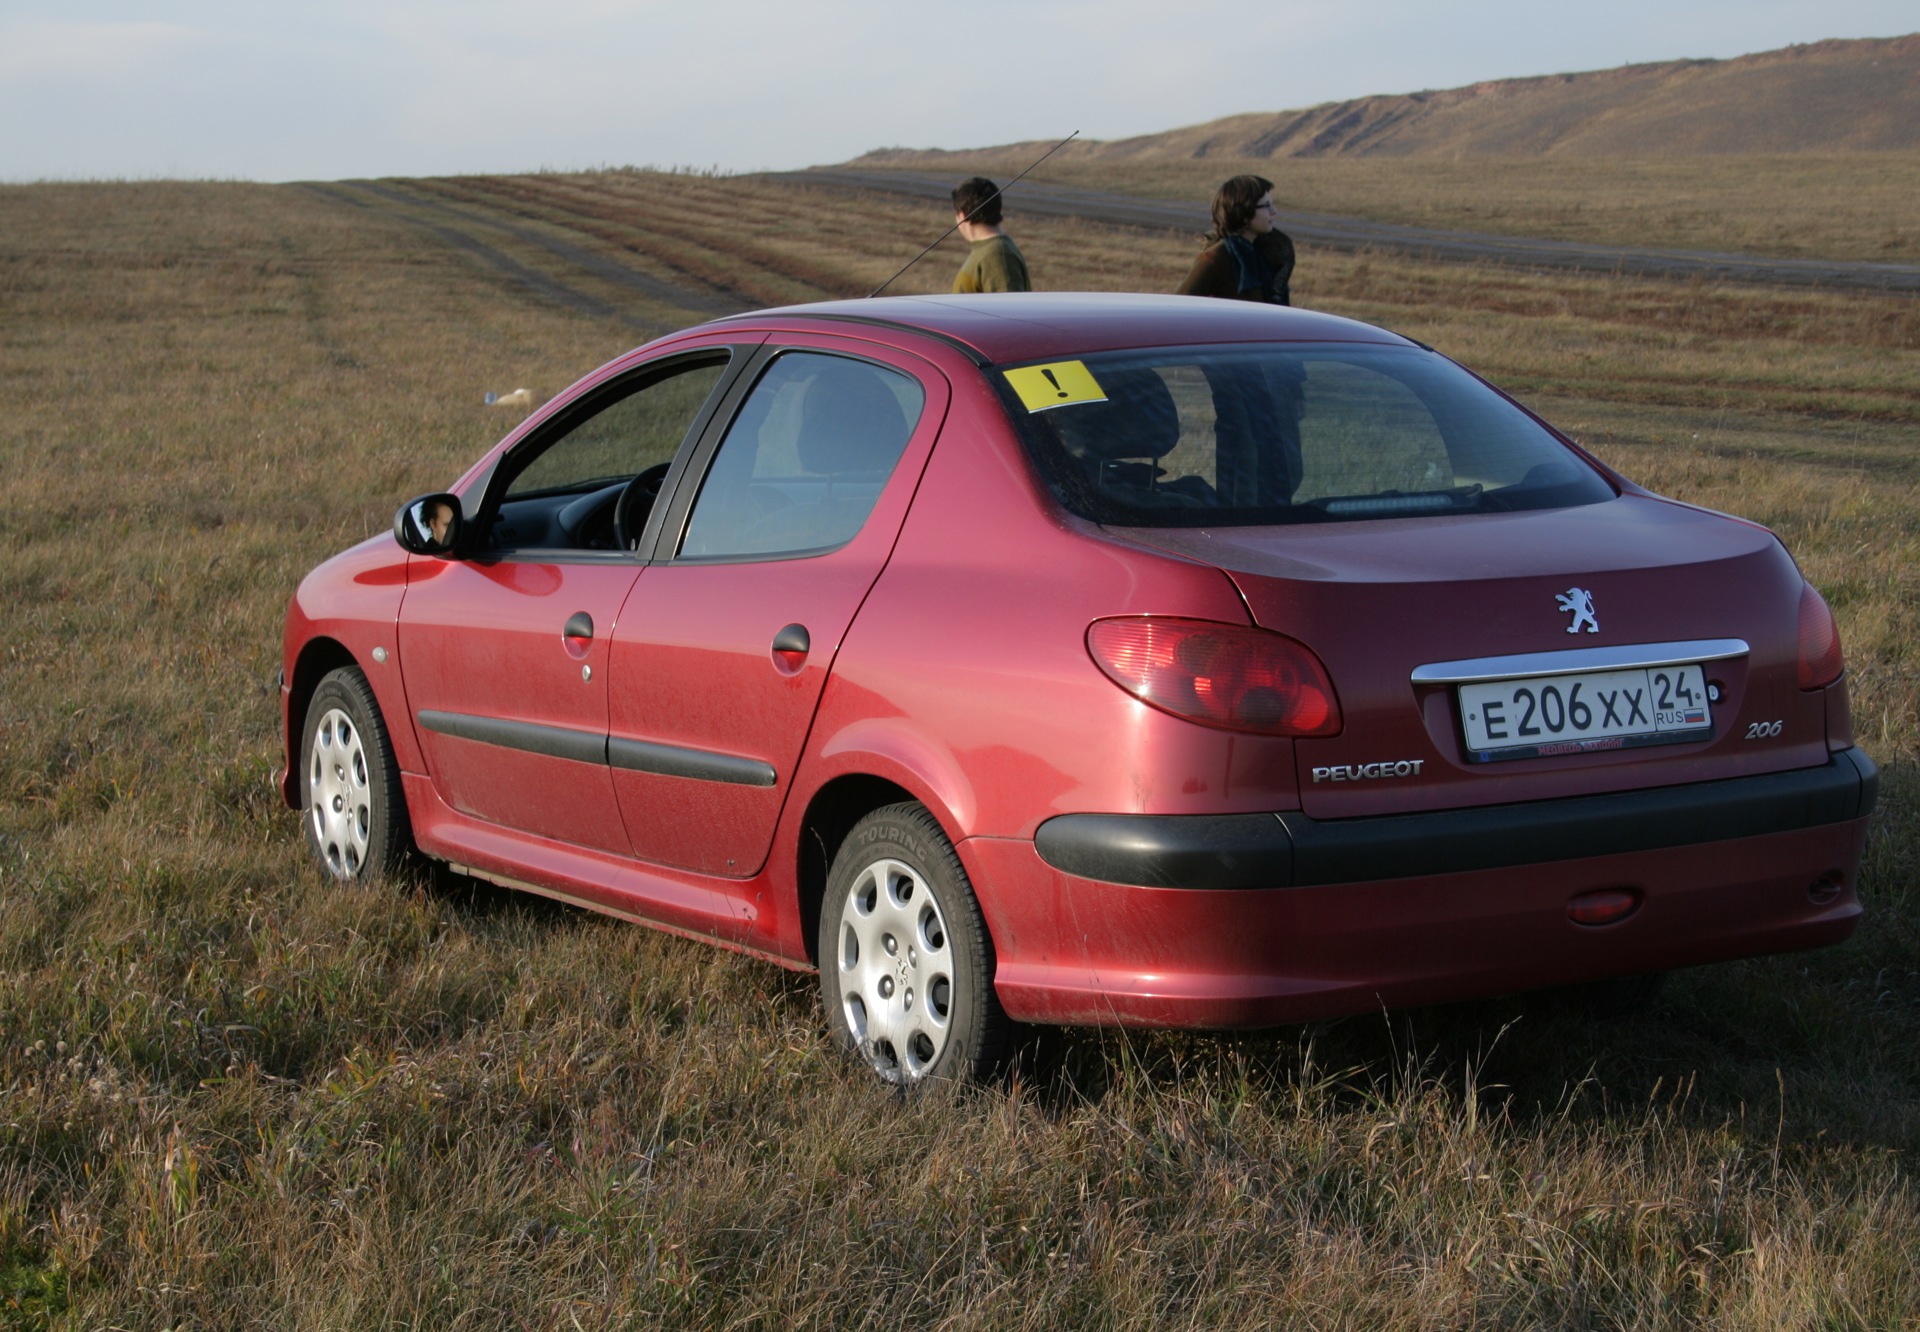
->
xmin=1556 ymin=587 xmax=1599 ymax=634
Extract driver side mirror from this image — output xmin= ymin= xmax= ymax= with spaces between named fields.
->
xmin=393 ymin=493 xmax=465 ymax=557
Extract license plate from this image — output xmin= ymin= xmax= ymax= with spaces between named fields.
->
xmin=1457 ymin=663 xmax=1712 ymax=762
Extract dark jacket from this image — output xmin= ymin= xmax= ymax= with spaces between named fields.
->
xmin=1175 ymin=231 xmax=1294 ymax=305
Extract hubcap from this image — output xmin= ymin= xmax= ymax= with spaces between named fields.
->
xmin=837 ymin=856 xmax=953 ymax=1083
xmin=307 ymin=707 xmax=371 ymax=879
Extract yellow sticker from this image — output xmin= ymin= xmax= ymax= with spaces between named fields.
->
xmin=1003 ymin=361 xmax=1108 ymax=413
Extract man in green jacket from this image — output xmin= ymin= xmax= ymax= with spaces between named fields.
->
xmin=951 ymin=177 xmax=1032 ymax=293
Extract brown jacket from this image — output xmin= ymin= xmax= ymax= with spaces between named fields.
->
xmin=1175 ymin=231 xmax=1295 ymax=305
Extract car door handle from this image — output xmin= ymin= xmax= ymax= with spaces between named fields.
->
xmin=563 ymin=612 xmax=594 ymax=643
xmin=772 ymin=623 xmax=810 ymax=675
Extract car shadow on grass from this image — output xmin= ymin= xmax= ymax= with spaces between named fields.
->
xmin=414 ymin=860 xmax=824 ymax=1020
xmin=415 ymin=860 xmax=587 ymax=929
xmin=1010 ymin=954 xmax=1920 ymax=1156
xmin=403 ymin=850 xmax=1918 ymax=1154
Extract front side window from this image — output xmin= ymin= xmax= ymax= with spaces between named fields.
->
xmin=484 ymin=355 xmax=729 ymax=552
xmin=506 ymin=357 xmax=728 ymax=500
xmin=678 ymin=351 xmax=924 ymax=560
xmin=1007 ymin=344 xmax=1614 ymax=527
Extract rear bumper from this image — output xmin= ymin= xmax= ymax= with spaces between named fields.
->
xmin=1034 ymin=747 xmax=1877 ymax=889
xmin=973 ymin=750 xmax=1876 ymax=1029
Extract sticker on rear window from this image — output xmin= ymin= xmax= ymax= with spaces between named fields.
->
xmin=1003 ymin=361 xmax=1108 ymax=413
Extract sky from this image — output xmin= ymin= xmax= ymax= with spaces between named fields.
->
xmin=1 ymin=1 xmax=1912 ymax=183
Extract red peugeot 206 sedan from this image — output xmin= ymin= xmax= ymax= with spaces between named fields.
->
xmin=281 ymin=294 xmax=1877 ymax=1085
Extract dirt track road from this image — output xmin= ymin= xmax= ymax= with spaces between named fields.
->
xmin=777 ymin=169 xmax=1920 ymax=295
xmin=305 ymin=181 xmax=749 ymax=333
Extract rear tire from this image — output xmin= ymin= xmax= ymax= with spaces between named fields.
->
xmin=301 ymin=666 xmax=410 ymax=881
xmin=819 ymin=803 xmax=1009 ymax=1086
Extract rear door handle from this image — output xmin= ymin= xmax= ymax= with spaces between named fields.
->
xmin=772 ymin=623 xmax=810 ymax=675
xmin=771 ymin=623 xmax=810 ymax=656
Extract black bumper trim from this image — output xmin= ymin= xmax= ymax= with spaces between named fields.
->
xmin=1034 ymin=748 xmax=1878 ymax=890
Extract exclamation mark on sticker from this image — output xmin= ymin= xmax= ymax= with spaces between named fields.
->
xmin=1041 ymin=368 xmax=1069 ymax=397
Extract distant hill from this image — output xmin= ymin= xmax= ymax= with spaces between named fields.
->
xmin=851 ymin=34 xmax=1920 ymax=162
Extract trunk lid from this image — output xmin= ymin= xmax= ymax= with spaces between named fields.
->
xmin=1113 ymin=495 xmax=1827 ymax=818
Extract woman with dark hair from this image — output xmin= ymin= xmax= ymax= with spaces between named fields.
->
xmin=1175 ymin=174 xmax=1294 ymax=305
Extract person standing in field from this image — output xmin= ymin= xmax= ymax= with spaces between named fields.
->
xmin=1177 ymin=175 xmax=1304 ymax=500
xmin=950 ymin=177 xmax=1032 ymax=293
xmin=1176 ymin=175 xmax=1294 ymax=305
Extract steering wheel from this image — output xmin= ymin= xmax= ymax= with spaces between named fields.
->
xmin=614 ymin=462 xmax=672 ymax=552
xmin=556 ymin=480 xmax=628 ymax=550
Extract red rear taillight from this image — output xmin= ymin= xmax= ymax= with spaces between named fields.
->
xmin=1086 ymin=617 xmax=1342 ymax=737
xmin=1796 ymin=582 xmax=1844 ymax=690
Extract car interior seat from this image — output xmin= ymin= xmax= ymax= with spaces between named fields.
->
xmin=1048 ymin=369 xmax=1207 ymax=507
xmin=742 ymin=363 xmax=914 ymax=553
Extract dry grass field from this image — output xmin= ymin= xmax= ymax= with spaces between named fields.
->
xmin=1 ymin=168 xmax=1917 ymax=1327
xmin=852 ymin=152 xmax=1920 ymax=264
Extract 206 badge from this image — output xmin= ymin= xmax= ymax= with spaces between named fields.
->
xmin=1557 ymin=587 xmax=1599 ymax=634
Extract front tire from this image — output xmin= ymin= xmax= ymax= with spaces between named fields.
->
xmin=819 ymin=804 xmax=1009 ymax=1086
xmin=301 ymin=666 xmax=409 ymax=881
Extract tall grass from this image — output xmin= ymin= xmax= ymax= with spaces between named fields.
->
xmin=0 ymin=172 xmax=1915 ymax=1326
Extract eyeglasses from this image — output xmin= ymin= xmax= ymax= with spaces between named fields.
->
xmin=1254 ymin=200 xmax=1278 ymax=212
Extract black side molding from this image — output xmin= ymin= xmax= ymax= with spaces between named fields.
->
xmin=608 ymin=736 xmax=777 ymax=788
xmin=418 ymin=710 xmax=606 ymax=765
xmin=417 ymin=710 xmax=777 ymax=787
xmin=1035 ymin=748 xmax=1879 ymax=890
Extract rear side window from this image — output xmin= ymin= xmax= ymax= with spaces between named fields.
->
xmin=1006 ymin=344 xmax=1613 ymax=527
xmin=679 ymin=351 xmax=924 ymax=559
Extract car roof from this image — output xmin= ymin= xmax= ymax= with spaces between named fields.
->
xmin=703 ymin=293 xmax=1415 ymax=366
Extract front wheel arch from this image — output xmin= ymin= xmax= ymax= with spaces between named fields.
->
xmin=299 ymin=664 xmax=412 ymax=880
xmin=286 ymin=638 xmax=358 ymax=794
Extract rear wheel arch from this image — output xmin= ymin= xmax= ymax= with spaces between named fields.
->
xmin=796 ymin=774 xmax=940 ymax=967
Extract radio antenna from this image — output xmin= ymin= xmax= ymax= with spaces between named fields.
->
xmin=867 ymin=130 xmax=1079 ymax=298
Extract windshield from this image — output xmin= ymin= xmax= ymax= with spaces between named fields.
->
xmin=1001 ymin=343 xmax=1614 ymax=527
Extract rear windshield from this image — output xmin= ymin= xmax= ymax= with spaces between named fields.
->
xmin=1001 ymin=343 xmax=1614 ymax=527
